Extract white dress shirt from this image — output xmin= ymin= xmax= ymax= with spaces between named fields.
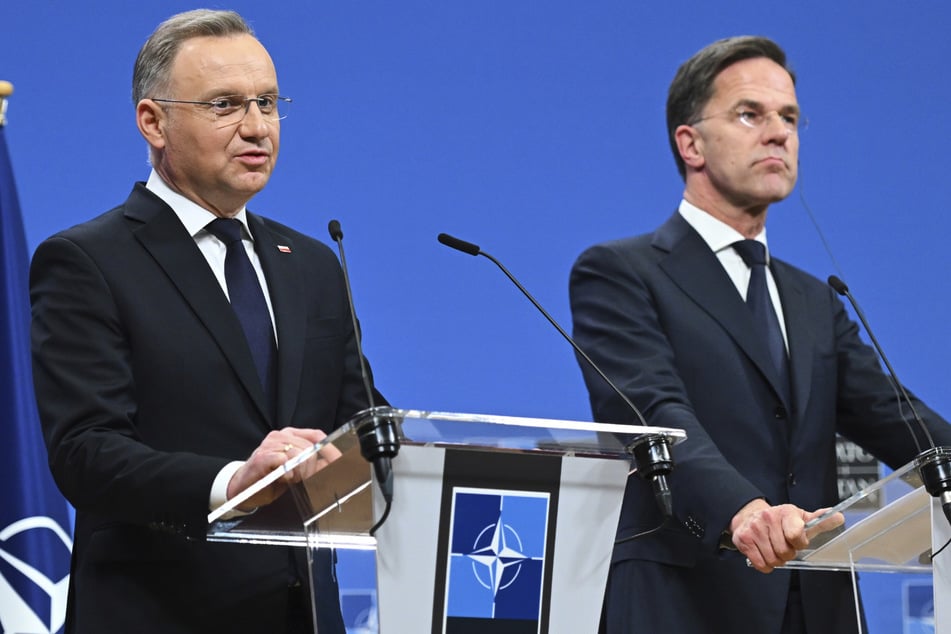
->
xmin=678 ymin=199 xmax=789 ymax=349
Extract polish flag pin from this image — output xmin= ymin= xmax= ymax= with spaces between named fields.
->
xmin=277 ymin=245 xmax=292 ymax=253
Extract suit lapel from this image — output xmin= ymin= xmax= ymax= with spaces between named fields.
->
xmin=654 ymin=213 xmax=792 ymax=408
xmin=124 ymin=186 xmax=272 ymax=424
xmin=248 ymin=213 xmax=305 ymax=429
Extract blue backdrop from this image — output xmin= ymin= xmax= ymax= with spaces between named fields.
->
xmin=4 ymin=2 xmax=949 ymax=632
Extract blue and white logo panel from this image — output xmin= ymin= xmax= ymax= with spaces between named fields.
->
xmin=442 ymin=487 xmax=549 ymax=632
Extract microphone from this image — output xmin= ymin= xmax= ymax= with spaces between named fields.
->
xmin=437 ymin=232 xmax=674 ymax=518
xmin=328 ymin=220 xmax=400 ymax=531
xmin=827 ymin=275 xmax=951 ymax=527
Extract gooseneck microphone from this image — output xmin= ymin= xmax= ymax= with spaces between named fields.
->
xmin=437 ymin=232 xmax=674 ymax=519
xmin=328 ymin=220 xmax=400 ymax=534
xmin=827 ymin=275 xmax=951 ymax=527
xmin=328 ymin=221 xmax=377 ymax=411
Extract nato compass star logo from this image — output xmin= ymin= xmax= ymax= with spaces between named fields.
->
xmin=466 ymin=517 xmax=529 ymax=595
xmin=443 ymin=488 xmax=549 ymax=629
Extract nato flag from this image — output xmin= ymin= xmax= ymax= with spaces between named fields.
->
xmin=0 ymin=117 xmax=72 ymax=633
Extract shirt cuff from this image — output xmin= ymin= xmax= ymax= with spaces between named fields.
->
xmin=209 ymin=460 xmax=256 ymax=519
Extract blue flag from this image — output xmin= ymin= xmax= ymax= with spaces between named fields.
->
xmin=0 ymin=124 xmax=72 ymax=633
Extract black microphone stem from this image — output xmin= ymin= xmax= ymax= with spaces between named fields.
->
xmin=828 ymin=275 xmax=950 ymax=528
xmin=437 ymin=232 xmax=673 ymax=520
xmin=329 ymin=220 xmax=399 ymax=535
xmin=329 ymin=221 xmax=376 ymax=411
xmin=479 ymin=251 xmax=649 ymax=428
xmin=828 ymin=276 xmax=933 ymax=451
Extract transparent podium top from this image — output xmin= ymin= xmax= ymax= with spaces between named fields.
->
xmin=383 ymin=408 xmax=685 ymax=456
xmin=786 ymin=455 xmax=943 ymax=573
xmin=207 ymin=407 xmax=686 ymax=548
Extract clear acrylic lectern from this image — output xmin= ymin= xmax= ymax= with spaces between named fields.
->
xmin=208 ymin=406 xmax=686 ymax=633
xmin=784 ymin=454 xmax=951 ymax=633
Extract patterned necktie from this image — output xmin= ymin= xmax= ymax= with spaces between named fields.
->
xmin=205 ymin=218 xmax=277 ymax=407
xmin=732 ymin=239 xmax=790 ymax=404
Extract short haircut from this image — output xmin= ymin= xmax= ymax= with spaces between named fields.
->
xmin=132 ymin=9 xmax=254 ymax=104
xmin=666 ymin=36 xmax=795 ymax=180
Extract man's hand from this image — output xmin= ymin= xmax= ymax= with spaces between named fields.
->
xmin=730 ymin=499 xmax=844 ymax=573
xmin=226 ymin=427 xmax=343 ymax=511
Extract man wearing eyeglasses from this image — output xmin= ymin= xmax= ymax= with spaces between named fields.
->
xmin=29 ymin=9 xmax=381 ymax=634
xmin=570 ymin=36 xmax=951 ymax=633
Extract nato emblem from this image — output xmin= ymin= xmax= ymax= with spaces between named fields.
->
xmin=0 ymin=516 xmax=72 ymax=634
xmin=441 ymin=487 xmax=549 ymax=633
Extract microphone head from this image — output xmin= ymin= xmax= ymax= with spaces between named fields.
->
xmin=328 ymin=219 xmax=343 ymax=241
xmin=918 ymin=447 xmax=951 ymax=496
xmin=437 ymin=233 xmax=481 ymax=256
xmin=827 ymin=275 xmax=848 ymax=295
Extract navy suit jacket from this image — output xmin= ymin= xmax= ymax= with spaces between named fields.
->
xmin=570 ymin=212 xmax=951 ymax=633
xmin=30 ymin=184 xmax=379 ymax=634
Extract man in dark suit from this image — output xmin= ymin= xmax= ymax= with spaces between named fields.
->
xmin=569 ymin=36 xmax=951 ymax=633
xmin=29 ymin=10 xmax=379 ymax=634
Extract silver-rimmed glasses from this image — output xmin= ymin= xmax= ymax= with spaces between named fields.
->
xmin=150 ymin=94 xmax=291 ymax=127
xmin=690 ymin=106 xmax=807 ymax=135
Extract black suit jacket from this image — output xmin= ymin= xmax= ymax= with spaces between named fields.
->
xmin=30 ymin=184 xmax=379 ymax=633
xmin=570 ymin=212 xmax=951 ymax=633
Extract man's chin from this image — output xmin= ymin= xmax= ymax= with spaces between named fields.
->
xmin=761 ymin=178 xmax=796 ymax=203
xmin=234 ymin=173 xmax=272 ymax=195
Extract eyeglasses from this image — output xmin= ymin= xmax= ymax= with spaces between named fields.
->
xmin=690 ymin=106 xmax=807 ymax=135
xmin=150 ymin=94 xmax=292 ymax=127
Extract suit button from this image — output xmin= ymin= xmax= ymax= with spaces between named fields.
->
xmin=787 ymin=473 xmax=797 ymax=486
xmin=774 ymin=406 xmax=787 ymax=419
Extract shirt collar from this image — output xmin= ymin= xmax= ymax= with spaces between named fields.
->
xmin=145 ymin=170 xmax=253 ymax=240
xmin=678 ymin=199 xmax=770 ymax=262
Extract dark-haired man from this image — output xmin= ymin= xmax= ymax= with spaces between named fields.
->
xmin=30 ymin=9 xmax=381 ymax=634
xmin=570 ymin=35 xmax=951 ymax=633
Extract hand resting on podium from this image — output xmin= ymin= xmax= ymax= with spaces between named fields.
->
xmin=225 ymin=427 xmax=345 ymax=512
xmin=728 ymin=498 xmax=845 ymax=573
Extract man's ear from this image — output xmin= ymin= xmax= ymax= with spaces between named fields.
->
xmin=674 ymin=123 xmax=705 ymax=172
xmin=136 ymin=99 xmax=167 ymax=150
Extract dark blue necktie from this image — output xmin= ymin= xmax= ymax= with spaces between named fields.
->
xmin=205 ymin=218 xmax=277 ymax=408
xmin=733 ymin=239 xmax=790 ymax=404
